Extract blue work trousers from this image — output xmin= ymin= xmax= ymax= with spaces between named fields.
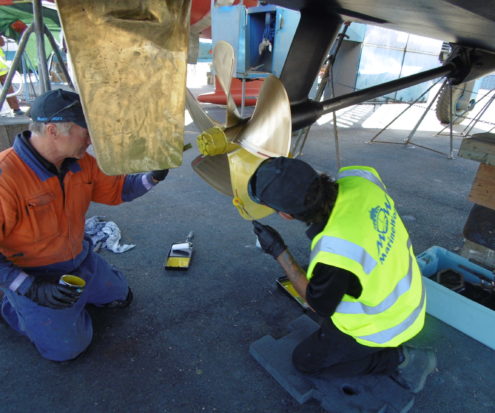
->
xmin=1 ymin=247 xmax=128 ymax=361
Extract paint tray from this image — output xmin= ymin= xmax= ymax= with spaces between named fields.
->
xmin=165 ymin=232 xmax=194 ymax=271
xmin=276 ymin=276 xmax=310 ymax=309
xmin=165 ymin=242 xmax=192 ymax=270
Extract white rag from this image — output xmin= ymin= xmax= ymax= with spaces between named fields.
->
xmin=84 ymin=216 xmax=135 ymax=253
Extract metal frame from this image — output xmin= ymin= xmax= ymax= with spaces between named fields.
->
xmin=0 ymin=0 xmax=73 ymax=110
xmin=368 ymin=77 xmax=445 ymax=144
xmin=405 ymin=80 xmax=456 ymax=159
xmin=368 ymin=77 xmax=458 ymax=159
xmin=279 ymin=6 xmax=495 ymax=134
xmin=434 ymin=88 xmax=495 ymax=137
xmin=291 ymin=21 xmax=351 ymax=160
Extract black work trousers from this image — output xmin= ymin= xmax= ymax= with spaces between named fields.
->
xmin=292 ymin=316 xmax=402 ymax=377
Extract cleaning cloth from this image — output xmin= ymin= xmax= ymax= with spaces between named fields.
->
xmin=85 ymin=216 xmax=135 ymax=253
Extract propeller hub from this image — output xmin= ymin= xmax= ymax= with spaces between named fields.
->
xmin=197 ymin=126 xmax=239 ymax=156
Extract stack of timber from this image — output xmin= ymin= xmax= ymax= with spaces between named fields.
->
xmin=459 ymin=133 xmax=495 ymax=268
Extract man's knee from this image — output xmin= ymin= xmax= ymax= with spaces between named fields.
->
xmin=83 ymin=251 xmax=129 ymax=305
xmin=292 ymin=340 xmax=322 ymax=374
xmin=292 ymin=347 xmax=308 ymax=373
xmin=34 ymin=327 xmax=93 ymax=362
xmin=37 ymin=340 xmax=91 ymax=362
xmin=24 ymin=308 xmax=94 ymax=362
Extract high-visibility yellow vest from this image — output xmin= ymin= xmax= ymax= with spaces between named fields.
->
xmin=0 ymin=49 xmax=9 ymax=76
xmin=307 ymin=166 xmax=425 ymax=347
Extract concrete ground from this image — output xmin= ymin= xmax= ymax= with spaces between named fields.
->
xmin=1 ymin=81 xmax=495 ymax=412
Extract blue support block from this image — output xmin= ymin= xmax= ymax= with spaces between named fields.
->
xmin=417 ymin=246 xmax=495 ymax=350
xmin=250 ymin=315 xmax=415 ymax=413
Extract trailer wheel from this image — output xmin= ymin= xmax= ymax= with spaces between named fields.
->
xmin=435 ymin=80 xmax=476 ymax=125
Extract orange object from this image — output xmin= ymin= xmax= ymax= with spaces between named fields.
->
xmin=11 ymin=20 xmax=28 ymax=34
xmin=198 ymin=77 xmax=264 ymax=106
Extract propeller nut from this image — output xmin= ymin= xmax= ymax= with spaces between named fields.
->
xmin=197 ymin=126 xmax=237 ymax=156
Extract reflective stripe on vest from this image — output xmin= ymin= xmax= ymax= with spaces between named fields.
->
xmin=310 ymin=236 xmax=377 ymax=275
xmin=337 ymin=169 xmax=387 ymax=193
xmin=357 ymin=284 xmax=426 ymax=345
xmin=335 ymin=239 xmax=413 ymax=315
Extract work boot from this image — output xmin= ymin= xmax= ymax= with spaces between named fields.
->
xmin=100 ymin=287 xmax=133 ymax=309
xmin=392 ymin=345 xmax=437 ymax=393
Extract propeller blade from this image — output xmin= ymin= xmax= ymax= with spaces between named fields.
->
xmin=235 ymin=75 xmax=291 ymax=158
xmin=213 ymin=41 xmax=241 ymax=128
xmin=191 ymin=154 xmax=234 ymax=197
xmin=185 ymin=88 xmax=218 ymax=132
xmin=228 ymin=148 xmax=274 ymax=220
xmin=191 ymin=45 xmax=284 ymax=221
xmin=190 ymin=149 xmax=274 ymax=221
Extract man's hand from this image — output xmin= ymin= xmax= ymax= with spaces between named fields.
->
xmin=151 ymin=169 xmax=169 ymax=183
xmin=253 ymin=220 xmax=287 ymax=259
xmin=22 ymin=279 xmax=81 ymax=309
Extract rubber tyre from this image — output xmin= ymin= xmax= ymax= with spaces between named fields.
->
xmin=435 ymin=80 xmax=475 ymax=125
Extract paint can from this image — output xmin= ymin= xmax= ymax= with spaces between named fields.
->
xmin=59 ymin=274 xmax=86 ymax=292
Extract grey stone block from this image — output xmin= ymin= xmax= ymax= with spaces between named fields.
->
xmin=0 ymin=118 xmax=30 ymax=151
xmin=250 ymin=314 xmax=415 ymax=413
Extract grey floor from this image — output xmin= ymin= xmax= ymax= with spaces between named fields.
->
xmin=1 ymin=99 xmax=494 ymax=412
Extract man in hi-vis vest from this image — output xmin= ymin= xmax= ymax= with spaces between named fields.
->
xmin=248 ymin=156 xmax=436 ymax=393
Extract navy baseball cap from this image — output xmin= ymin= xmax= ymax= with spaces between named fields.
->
xmin=29 ymin=89 xmax=87 ymax=128
xmin=248 ymin=157 xmax=319 ymax=215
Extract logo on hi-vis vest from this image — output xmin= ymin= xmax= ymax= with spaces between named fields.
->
xmin=370 ymin=195 xmax=397 ymax=263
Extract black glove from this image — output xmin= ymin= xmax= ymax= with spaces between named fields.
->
xmin=22 ymin=278 xmax=81 ymax=309
xmin=151 ymin=169 xmax=169 ymax=182
xmin=253 ymin=220 xmax=287 ymax=259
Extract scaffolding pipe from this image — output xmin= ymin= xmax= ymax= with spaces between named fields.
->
xmin=0 ymin=25 xmax=34 ymax=109
xmin=43 ymin=25 xmax=73 ymax=89
xmin=33 ymin=0 xmax=50 ymax=92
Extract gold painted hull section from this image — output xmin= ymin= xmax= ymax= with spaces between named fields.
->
xmin=57 ymin=0 xmax=191 ymax=175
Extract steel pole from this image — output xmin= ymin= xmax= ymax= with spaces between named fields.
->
xmin=33 ymin=0 xmax=50 ymax=92
xmin=291 ymin=63 xmax=456 ymax=131
xmin=0 ymin=25 xmax=34 ymax=109
xmin=321 ymin=65 xmax=455 ymax=115
xmin=292 ymin=22 xmax=350 ymax=157
xmin=43 ymin=25 xmax=74 ymax=89
xmin=369 ymin=77 xmax=443 ymax=143
xmin=404 ymin=78 xmax=448 ymax=144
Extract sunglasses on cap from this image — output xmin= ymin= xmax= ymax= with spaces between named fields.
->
xmin=45 ymin=100 xmax=81 ymax=123
xmin=248 ymin=172 xmax=262 ymax=204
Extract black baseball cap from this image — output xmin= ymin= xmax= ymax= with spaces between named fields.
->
xmin=29 ymin=89 xmax=87 ymax=128
xmin=248 ymin=157 xmax=319 ymax=215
